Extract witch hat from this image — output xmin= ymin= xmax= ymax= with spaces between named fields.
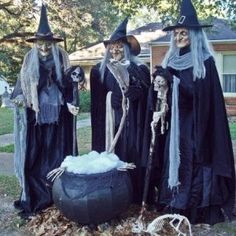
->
xmin=103 ymin=17 xmax=141 ymax=56
xmin=26 ymin=4 xmax=63 ymax=42
xmin=163 ymin=0 xmax=212 ymax=31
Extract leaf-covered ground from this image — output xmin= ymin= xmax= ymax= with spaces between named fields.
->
xmin=1 ymin=193 xmax=236 ymax=236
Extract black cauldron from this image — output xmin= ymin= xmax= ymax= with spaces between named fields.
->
xmin=52 ymin=168 xmax=133 ymax=224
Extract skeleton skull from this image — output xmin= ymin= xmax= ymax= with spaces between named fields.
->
xmin=71 ymin=67 xmax=84 ymax=83
xmin=153 ymin=75 xmax=168 ymax=92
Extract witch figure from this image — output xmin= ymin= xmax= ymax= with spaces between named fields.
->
xmin=143 ymin=0 xmax=235 ymax=225
xmin=11 ymin=4 xmax=82 ymax=219
xmin=90 ymin=17 xmax=150 ymax=203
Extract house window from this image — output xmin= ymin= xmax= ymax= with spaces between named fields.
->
xmin=222 ymin=55 xmax=236 ymax=93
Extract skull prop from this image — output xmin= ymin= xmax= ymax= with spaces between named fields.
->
xmin=153 ymin=75 xmax=168 ymax=93
xmin=66 ymin=66 xmax=86 ymax=90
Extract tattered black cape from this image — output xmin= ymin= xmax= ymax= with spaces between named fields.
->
xmin=90 ymin=62 xmax=150 ymax=203
xmin=143 ymin=56 xmax=235 ymax=224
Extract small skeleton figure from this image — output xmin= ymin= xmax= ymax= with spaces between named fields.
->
xmin=152 ymin=74 xmax=169 ymax=134
xmin=66 ymin=66 xmax=85 ymax=116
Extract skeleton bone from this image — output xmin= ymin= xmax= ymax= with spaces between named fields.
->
xmin=153 ymin=75 xmax=169 ymax=134
xmin=117 ymin=162 xmax=136 ymax=171
xmin=47 ymin=167 xmax=65 ymax=182
xmin=132 ymin=213 xmax=192 ymax=236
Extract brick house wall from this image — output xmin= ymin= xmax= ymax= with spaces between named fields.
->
xmin=151 ymin=43 xmax=236 ymax=116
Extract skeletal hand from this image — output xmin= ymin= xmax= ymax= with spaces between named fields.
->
xmin=67 ymin=102 xmax=79 ymax=116
xmin=117 ymin=162 xmax=136 ymax=171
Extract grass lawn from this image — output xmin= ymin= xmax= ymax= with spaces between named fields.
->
xmin=0 ymin=108 xmax=14 ymax=135
xmin=0 ymin=107 xmax=89 ymax=136
xmin=0 ymin=144 xmax=14 ymax=153
xmin=0 ymin=175 xmax=20 ymax=199
xmin=78 ymin=126 xmax=91 ymax=154
xmin=229 ymin=122 xmax=236 ymax=140
xmin=78 ymin=112 xmax=90 ymax=120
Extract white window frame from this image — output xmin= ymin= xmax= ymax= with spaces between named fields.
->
xmin=214 ymin=52 xmax=236 ymax=97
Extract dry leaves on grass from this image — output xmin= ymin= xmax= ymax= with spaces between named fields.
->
xmin=26 ymin=205 xmax=159 ymax=236
xmin=26 ymin=205 xmax=205 ymax=236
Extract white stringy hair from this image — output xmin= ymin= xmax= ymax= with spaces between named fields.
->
xmin=162 ymin=28 xmax=214 ymax=80
xmin=20 ymin=43 xmax=69 ymax=113
xmin=99 ymin=43 xmax=141 ymax=81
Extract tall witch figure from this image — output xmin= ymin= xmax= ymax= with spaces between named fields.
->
xmin=11 ymin=4 xmax=82 ymax=219
xmin=143 ymin=0 xmax=235 ymax=225
xmin=90 ymin=17 xmax=150 ymax=203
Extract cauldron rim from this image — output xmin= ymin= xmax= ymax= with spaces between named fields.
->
xmin=63 ymin=168 xmax=119 ymax=178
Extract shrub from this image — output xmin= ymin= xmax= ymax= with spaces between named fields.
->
xmin=79 ymin=90 xmax=90 ymax=113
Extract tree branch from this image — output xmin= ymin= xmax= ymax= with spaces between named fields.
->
xmin=0 ymin=0 xmax=22 ymax=16
xmin=0 ymin=32 xmax=34 ymax=43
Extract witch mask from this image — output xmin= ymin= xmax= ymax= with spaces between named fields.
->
xmin=109 ymin=40 xmax=124 ymax=61
xmin=174 ymin=28 xmax=190 ymax=48
xmin=36 ymin=40 xmax=53 ymax=59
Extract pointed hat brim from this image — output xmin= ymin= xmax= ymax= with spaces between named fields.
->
xmin=26 ymin=34 xmax=63 ymax=43
xmin=163 ymin=23 xmax=212 ymax=31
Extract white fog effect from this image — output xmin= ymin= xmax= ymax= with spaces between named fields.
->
xmin=61 ymin=151 xmax=128 ymax=174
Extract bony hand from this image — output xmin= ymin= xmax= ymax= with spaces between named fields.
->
xmin=152 ymin=66 xmax=173 ymax=83
xmin=67 ymin=103 xmax=79 ymax=116
xmin=124 ymin=85 xmax=142 ymax=101
xmin=12 ymin=95 xmax=25 ymax=107
xmin=152 ymin=111 xmax=162 ymax=123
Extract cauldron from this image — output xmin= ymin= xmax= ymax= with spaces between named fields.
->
xmin=52 ymin=168 xmax=133 ymax=224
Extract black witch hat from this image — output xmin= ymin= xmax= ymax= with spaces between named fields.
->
xmin=163 ymin=0 xmax=212 ymax=31
xmin=103 ymin=17 xmax=141 ymax=56
xmin=26 ymin=4 xmax=63 ymax=42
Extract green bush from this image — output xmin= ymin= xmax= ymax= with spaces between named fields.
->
xmin=80 ymin=90 xmax=90 ymax=113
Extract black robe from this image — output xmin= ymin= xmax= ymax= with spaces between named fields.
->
xmin=90 ymin=61 xmax=150 ymax=203
xmin=143 ymin=54 xmax=235 ymax=225
xmin=12 ymin=55 xmax=76 ymax=215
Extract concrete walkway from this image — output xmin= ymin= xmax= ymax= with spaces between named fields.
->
xmin=0 ymin=153 xmax=14 ymax=176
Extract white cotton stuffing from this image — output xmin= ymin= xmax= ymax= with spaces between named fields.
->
xmin=60 ymin=151 xmax=126 ymax=174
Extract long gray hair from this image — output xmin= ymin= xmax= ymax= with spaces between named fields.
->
xmin=99 ymin=43 xmax=141 ymax=81
xmin=20 ymin=43 xmax=70 ymax=113
xmin=162 ymin=28 xmax=214 ymax=80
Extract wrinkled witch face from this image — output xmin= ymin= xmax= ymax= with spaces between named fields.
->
xmin=174 ymin=28 xmax=190 ymax=48
xmin=109 ymin=40 xmax=124 ymax=61
xmin=36 ymin=40 xmax=53 ymax=58
xmin=153 ymin=75 xmax=168 ymax=92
